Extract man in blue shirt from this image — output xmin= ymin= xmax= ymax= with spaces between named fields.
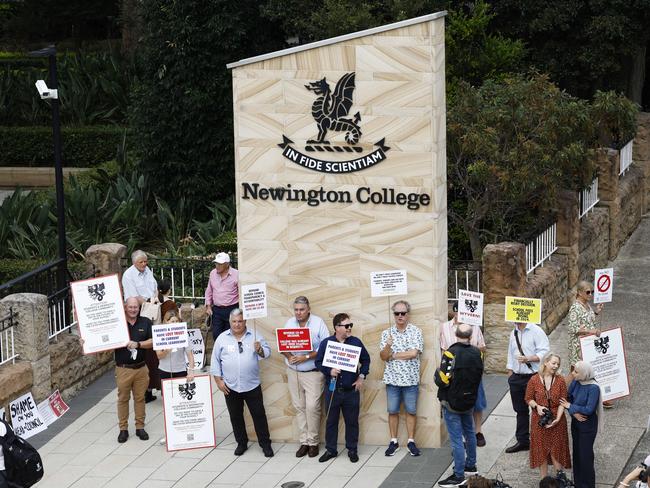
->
xmin=315 ymin=313 xmax=371 ymax=463
xmin=210 ymin=308 xmax=273 ymax=457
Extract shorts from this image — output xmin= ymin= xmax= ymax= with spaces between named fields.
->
xmin=474 ymin=379 xmax=487 ymax=412
xmin=386 ymin=384 xmax=419 ymax=415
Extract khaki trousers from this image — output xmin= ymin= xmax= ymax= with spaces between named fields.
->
xmin=287 ymin=369 xmax=325 ymax=445
xmin=116 ymin=365 xmax=149 ymax=430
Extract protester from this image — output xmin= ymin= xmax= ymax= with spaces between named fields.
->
xmin=205 ymin=252 xmax=239 ymax=340
xmin=282 ymin=296 xmax=329 ymax=458
xmin=158 ymin=279 xmax=173 ymax=304
xmin=156 ymin=306 xmax=195 ymax=445
xmin=210 ymin=308 xmax=273 ymax=457
xmin=315 ymin=313 xmax=371 ymax=464
xmin=0 ymin=421 xmax=6 ymax=488
xmin=436 ymin=324 xmax=483 ymax=488
xmin=539 ymin=476 xmax=561 ymax=488
xmin=467 ymin=476 xmax=493 ymax=488
xmin=440 ymin=303 xmax=488 ymax=447
xmin=122 ymin=250 xmax=158 ymax=305
xmin=505 ymin=321 xmax=550 ymax=453
xmin=559 ymin=360 xmax=604 ymax=488
xmin=115 ymin=297 xmax=154 ymax=443
xmin=617 ymin=456 xmax=650 ymax=488
xmin=525 ymin=352 xmax=571 ymax=481
xmin=379 ymin=300 xmax=423 ymax=457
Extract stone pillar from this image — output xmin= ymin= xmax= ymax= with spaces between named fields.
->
xmin=85 ymin=243 xmax=127 ymax=277
xmin=634 ymin=112 xmax=650 ymax=211
xmin=596 ymin=148 xmax=621 ymax=259
xmin=0 ymin=294 xmax=51 ymax=401
xmin=555 ymin=190 xmax=580 ymax=292
xmin=482 ymin=242 xmax=526 ymax=373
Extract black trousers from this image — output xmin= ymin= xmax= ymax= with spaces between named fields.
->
xmin=211 ymin=303 xmax=239 ymax=340
xmin=0 ymin=470 xmax=8 ymax=488
xmin=158 ymin=370 xmax=187 ymax=380
xmin=571 ymin=418 xmax=597 ymax=488
xmin=224 ymin=385 xmax=271 ymax=448
xmin=324 ymin=388 xmax=360 ymax=455
xmin=508 ymin=373 xmax=534 ymax=444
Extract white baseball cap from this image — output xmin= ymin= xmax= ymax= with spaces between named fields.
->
xmin=213 ymin=252 xmax=230 ymax=264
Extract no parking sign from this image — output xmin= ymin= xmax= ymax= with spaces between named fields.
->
xmin=594 ymin=268 xmax=613 ymax=304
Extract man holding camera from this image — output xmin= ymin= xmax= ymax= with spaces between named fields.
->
xmin=619 ymin=456 xmax=650 ymax=488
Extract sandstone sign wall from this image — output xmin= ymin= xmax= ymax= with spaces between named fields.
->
xmin=229 ymin=13 xmax=448 ymax=447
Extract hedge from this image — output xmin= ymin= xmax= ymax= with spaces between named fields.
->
xmin=0 ymin=259 xmax=46 ymax=284
xmin=0 ymin=126 xmax=127 ymax=167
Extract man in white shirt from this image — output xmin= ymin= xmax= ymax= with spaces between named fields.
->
xmin=121 ymin=250 xmax=158 ymax=304
xmin=505 ymin=321 xmax=550 ymax=453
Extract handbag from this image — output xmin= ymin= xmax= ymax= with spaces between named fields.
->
xmin=140 ymin=301 xmax=161 ymax=324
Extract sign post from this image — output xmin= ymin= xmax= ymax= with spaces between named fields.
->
xmin=505 ymin=296 xmax=542 ymax=324
xmin=579 ymin=327 xmax=629 ymax=402
xmin=277 ymin=328 xmax=312 ymax=353
xmin=10 ymin=392 xmax=47 ymax=439
xmin=594 ymin=268 xmax=614 ymax=304
xmin=458 ymin=290 xmax=484 ymax=327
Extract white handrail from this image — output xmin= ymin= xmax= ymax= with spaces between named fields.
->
xmin=525 ymin=222 xmax=558 ymax=274
xmin=579 ymin=177 xmax=599 ymax=218
xmin=619 ymin=140 xmax=633 ymax=175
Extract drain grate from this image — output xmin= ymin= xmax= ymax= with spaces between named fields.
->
xmin=281 ymin=483 xmax=305 ymax=488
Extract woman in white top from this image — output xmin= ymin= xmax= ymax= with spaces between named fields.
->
xmin=0 ymin=420 xmax=8 ymax=488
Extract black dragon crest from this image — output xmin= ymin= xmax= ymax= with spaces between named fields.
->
xmin=464 ymin=299 xmax=479 ymax=313
xmin=87 ymin=283 xmax=105 ymax=301
xmin=594 ymin=336 xmax=609 ymax=354
xmin=178 ymin=382 xmax=196 ymax=400
xmin=305 ymin=72 xmax=361 ymax=145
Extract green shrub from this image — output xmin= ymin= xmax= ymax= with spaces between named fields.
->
xmin=0 ymin=126 xmax=126 ymax=166
xmin=0 ymin=258 xmax=46 ymax=283
xmin=591 ymin=91 xmax=639 ymax=149
xmin=205 ymin=231 xmax=237 ymax=254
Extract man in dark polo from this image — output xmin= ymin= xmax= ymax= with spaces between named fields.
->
xmin=115 ymin=297 xmax=154 ymax=443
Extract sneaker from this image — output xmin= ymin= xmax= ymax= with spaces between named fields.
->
xmin=439 ymin=474 xmax=467 ymax=487
xmin=407 ymin=441 xmax=421 ymax=456
xmin=385 ymin=441 xmax=399 ymax=456
xmin=476 ymin=432 xmax=486 ymax=447
xmin=464 ymin=465 xmax=478 ymax=475
xmin=158 ymin=437 xmax=166 ymax=446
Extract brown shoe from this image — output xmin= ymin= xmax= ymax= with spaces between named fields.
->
xmin=296 ymin=444 xmax=310 ymax=457
xmin=308 ymin=445 xmax=319 ymax=457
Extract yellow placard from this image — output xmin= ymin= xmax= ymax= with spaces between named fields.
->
xmin=504 ymin=296 xmax=542 ymax=324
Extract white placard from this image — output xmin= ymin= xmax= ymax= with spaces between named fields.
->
xmin=321 ymin=341 xmax=362 ymax=373
xmin=370 ymin=270 xmax=408 ymax=297
xmin=458 ymin=289 xmax=484 ymax=327
xmin=37 ymin=390 xmax=69 ymax=427
xmin=579 ymin=327 xmax=629 ymax=402
xmin=152 ymin=322 xmax=189 ymax=351
xmin=162 ymin=374 xmax=216 ymax=451
xmin=594 ymin=268 xmax=614 ymax=304
xmin=10 ymin=392 xmax=47 ymax=439
xmin=186 ymin=329 xmax=205 ymax=370
xmin=241 ymin=283 xmax=268 ymax=320
xmin=71 ymin=274 xmax=130 ymax=354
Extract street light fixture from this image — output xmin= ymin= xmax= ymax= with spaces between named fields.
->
xmin=29 ymin=45 xmax=67 ymax=290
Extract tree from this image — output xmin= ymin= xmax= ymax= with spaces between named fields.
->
xmin=447 ymin=73 xmax=595 ymax=259
xmin=129 ymin=0 xmax=286 ymax=214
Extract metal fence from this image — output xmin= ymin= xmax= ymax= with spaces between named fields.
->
xmin=579 ymin=177 xmax=600 ymax=219
xmin=525 ymin=222 xmax=558 ymax=274
xmin=448 ymin=260 xmax=482 ymax=301
xmin=0 ymin=307 xmax=18 ymax=366
xmin=619 ymin=140 xmax=633 ymax=175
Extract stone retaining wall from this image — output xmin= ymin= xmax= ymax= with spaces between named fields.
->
xmin=578 ymin=207 xmax=609 ymax=283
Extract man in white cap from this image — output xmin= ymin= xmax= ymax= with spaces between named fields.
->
xmin=205 ymin=252 xmax=239 ymax=340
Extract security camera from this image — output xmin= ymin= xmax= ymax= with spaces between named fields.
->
xmin=35 ymin=79 xmax=58 ymax=100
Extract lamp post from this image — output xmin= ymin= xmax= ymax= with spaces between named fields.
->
xmin=30 ymin=45 xmax=67 ymax=290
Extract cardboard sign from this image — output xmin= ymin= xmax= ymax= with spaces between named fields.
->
xmin=152 ymin=322 xmax=189 ymax=351
xmin=37 ymin=390 xmax=69 ymax=427
xmin=162 ymin=374 xmax=216 ymax=451
xmin=579 ymin=327 xmax=630 ymax=402
xmin=370 ymin=269 xmax=408 ymax=297
xmin=321 ymin=341 xmax=362 ymax=373
xmin=594 ymin=268 xmax=614 ymax=304
xmin=10 ymin=392 xmax=47 ymax=439
xmin=241 ymin=283 xmax=268 ymax=320
xmin=504 ymin=296 xmax=542 ymax=324
xmin=71 ymin=274 xmax=130 ymax=354
xmin=458 ymin=289 xmax=484 ymax=327
xmin=186 ymin=329 xmax=205 ymax=370
xmin=277 ymin=328 xmax=312 ymax=353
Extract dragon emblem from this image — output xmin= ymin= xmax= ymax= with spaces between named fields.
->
xmin=464 ymin=299 xmax=479 ymax=313
xmin=87 ymin=283 xmax=105 ymax=301
xmin=305 ymin=72 xmax=361 ymax=145
xmin=594 ymin=336 xmax=609 ymax=354
xmin=178 ymin=382 xmax=196 ymax=400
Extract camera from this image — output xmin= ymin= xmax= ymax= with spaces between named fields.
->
xmin=639 ymin=463 xmax=649 ymax=483
xmin=35 ymin=79 xmax=58 ymax=100
xmin=538 ymin=407 xmax=554 ymax=427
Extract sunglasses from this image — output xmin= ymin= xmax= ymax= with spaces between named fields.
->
xmin=393 ymin=311 xmax=408 ymax=316
xmin=337 ymin=323 xmax=353 ymax=329
xmin=584 ymin=290 xmax=594 ymax=295
xmin=237 ymin=341 xmax=243 ymax=353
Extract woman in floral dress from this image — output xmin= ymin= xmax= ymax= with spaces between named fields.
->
xmin=567 ymin=281 xmax=603 ymax=367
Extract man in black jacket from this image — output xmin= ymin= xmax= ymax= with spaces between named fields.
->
xmin=437 ymin=323 xmax=483 ymax=487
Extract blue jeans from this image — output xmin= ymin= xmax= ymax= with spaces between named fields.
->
xmin=386 ymin=384 xmax=419 ymax=414
xmin=443 ymin=406 xmax=476 ymax=477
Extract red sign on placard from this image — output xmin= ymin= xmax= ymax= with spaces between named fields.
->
xmin=277 ymin=328 xmax=312 ymax=353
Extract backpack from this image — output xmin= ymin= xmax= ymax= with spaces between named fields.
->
xmin=0 ymin=418 xmax=44 ymax=488
xmin=437 ymin=343 xmax=483 ymax=412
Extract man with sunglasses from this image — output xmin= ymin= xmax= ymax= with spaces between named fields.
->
xmin=210 ymin=308 xmax=274 ymax=457
xmin=315 ymin=313 xmax=371 ymax=463
xmin=379 ymin=300 xmax=424 ymax=456
xmin=282 ymin=296 xmax=330 ymax=458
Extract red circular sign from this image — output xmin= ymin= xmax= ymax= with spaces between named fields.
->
xmin=597 ymin=274 xmax=611 ymax=292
